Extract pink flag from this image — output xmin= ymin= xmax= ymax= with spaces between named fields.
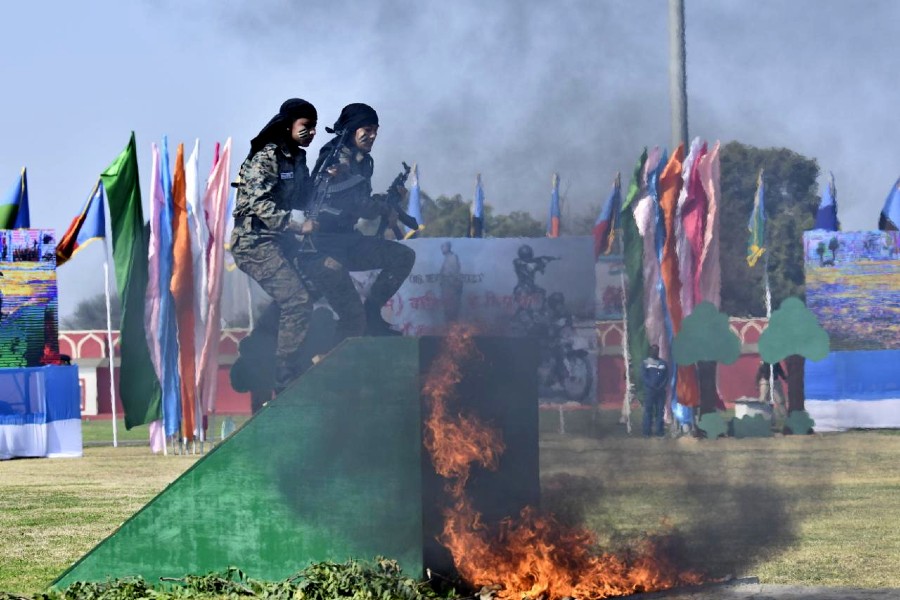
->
xmin=197 ymin=138 xmax=232 ymax=414
xmin=676 ymin=138 xmax=702 ymax=316
xmin=145 ymin=144 xmax=165 ymax=448
xmin=697 ymin=142 xmax=722 ymax=308
xmin=145 ymin=143 xmax=164 ymax=379
xmin=685 ymin=142 xmax=709 ymax=306
xmin=634 ymin=195 xmax=665 ymax=353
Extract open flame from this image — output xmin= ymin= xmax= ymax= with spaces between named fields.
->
xmin=422 ymin=325 xmax=702 ymax=599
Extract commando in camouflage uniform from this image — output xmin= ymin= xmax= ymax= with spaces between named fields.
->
xmin=305 ymin=103 xmax=415 ymax=338
xmin=230 ymin=98 xmax=317 ymax=393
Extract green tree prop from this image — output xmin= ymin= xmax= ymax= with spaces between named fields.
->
xmin=785 ymin=410 xmax=815 ymax=435
xmin=758 ymin=297 xmax=830 ymax=415
xmin=697 ymin=411 xmax=728 ymax=440
xmin=733 ymin=413 xmax=773 ymax=438
xmin=672 ymin=301 xmax=741 ymax=417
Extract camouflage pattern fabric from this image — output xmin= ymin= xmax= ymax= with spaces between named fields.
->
xmin=230 ymin=141 xmax=314 ymax=392
xmin=231 ymin=237 xmax=312 ymax=392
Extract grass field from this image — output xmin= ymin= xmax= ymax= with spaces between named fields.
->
xmin=2 ymin=410 xmax=900 ymax=596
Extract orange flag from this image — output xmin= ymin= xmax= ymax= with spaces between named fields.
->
xmin=170 ymin=143 xmax=198 ymax=440
xmin=658 ymin=145 xmax=699 ymax=408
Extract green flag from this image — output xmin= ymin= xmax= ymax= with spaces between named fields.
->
xmin=747 ymin=169 xmax=766 ymax=267
xmin=620 ymin=148 xmax=649 ymax=400
xmin=102 ymin=133 xmax=161 ymax=429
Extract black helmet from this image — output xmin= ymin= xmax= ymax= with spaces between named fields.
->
xmin=517 ymin=245 xmax=534 ymax=260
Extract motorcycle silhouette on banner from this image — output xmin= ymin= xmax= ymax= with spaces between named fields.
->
xmin=367 ymin=236 xmax=597 ymax=404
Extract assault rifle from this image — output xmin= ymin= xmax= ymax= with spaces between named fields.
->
xmin=533 ymin=255 xmax=561 ymax=272
xmin=301 ymin=129 xmax=350 ymax=252
xmin=376 ymin=161 xmax=420 ymax=240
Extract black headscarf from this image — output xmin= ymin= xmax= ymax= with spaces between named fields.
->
xmin=327 ymin=103 xmax=378 ymax=135
xmin=312 ymin=103 xmax=379 ymax=177
xmin=247 ymin=98 xmax=318 ymax=159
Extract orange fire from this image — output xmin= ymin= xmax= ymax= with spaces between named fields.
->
xmin=422 ymin=324 xmax=702 ymax=599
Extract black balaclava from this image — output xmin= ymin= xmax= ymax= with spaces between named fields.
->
xmin=248 ymin=98 xmax=318 ymax=159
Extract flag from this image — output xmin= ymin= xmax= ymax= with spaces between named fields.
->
xmin=170 ymin=142 xmax=198 ymax=441
xmin=684 ymin=141 xmax=709 ymax=309
xmin=879 ymin=177 xmax=900 ymax=231
xmin=158 ymin=136 xmax=182 ymax=438
xmin=145 ymin=143 xmax=164 ymax=382
xmin=102 ymin=133 xmax=161 ymax=429
xmin=747 ymin=169 xmax=766 ymax=267
xmin=815 ymin=172 xmax=839 ymax=231
xmin=621 ymin=148 xmax=649 ymax=399
xmin=676 ymin=138 xmax=703 ymax=315
xmin=56 ymin=180 xmax=106 ymax=266
xmin=0 ymin=167 xmax=29 ymax=229
xmin=404 ymin=162 xmax=425 ymax=239
xmin=697 ymin=142 xmax=722 ymax=308
xmin=547 ymin=173 xmax=561 ymax=237
xmin=659 ymin=145 xmax=685 ymax=336
xmin=593 ymin=173 xmax=621 ymax=259
xmin=659 ymin=145 xmax=699 ymax=410
xmin=469 ymin=173 xmax=485 ymax=238
xmin=198 ymin=138 xmax=232 ymax=414
xmin=186 ymin=139 xmax=210 ymax=349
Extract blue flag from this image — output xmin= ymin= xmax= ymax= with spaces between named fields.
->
xmin=879 ymin=177 xmax=900 ymax=231
xmin=0 ymin=167 xmax=30 ymax=229
xmin=814 ymin=172 xmax=839 ymax=231
xmin=56 ymin=180 xmax=106 ymax=266
xmin=159 ymin=136 xmax=182 ymax=438
xmin=469 ymin=173 xmax=485 ymax=238
xmin=547 ymin=173 xmax=561 ymax=237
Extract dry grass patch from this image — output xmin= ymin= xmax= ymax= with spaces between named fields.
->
xmin=3 ymin=423 xmax=900 ymax=595
xmin=0 ymin=447 xmax=200 ymax=595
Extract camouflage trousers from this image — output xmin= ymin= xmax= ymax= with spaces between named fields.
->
xmin=300 ymin=234 xmax=415 ymax=339
xmin=231 ymin=234 xmax=312 ymax=392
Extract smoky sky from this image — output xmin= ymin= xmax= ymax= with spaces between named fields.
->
xmin=1 ymin=0 xmax=899 ymax=314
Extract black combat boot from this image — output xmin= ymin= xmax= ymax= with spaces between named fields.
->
xmin=364 ymin=301 xmax=401 ymax=336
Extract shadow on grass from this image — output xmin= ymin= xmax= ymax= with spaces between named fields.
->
xmin=540 ymin=410 xmax=831 ymax=581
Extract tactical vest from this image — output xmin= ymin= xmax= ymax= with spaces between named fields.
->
xmin=274 ymin=147 xmax=310 ymax=212
xmin=311 ymin=147 xmax=374 ymax=234
xmin=234 ymin=144 xmax=309 ymax=227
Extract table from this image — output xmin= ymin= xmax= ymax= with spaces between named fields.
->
xmin=0 ymin=365 xmax=82 ymax=459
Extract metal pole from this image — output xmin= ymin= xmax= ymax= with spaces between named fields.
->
xmin=668 ymin=0 xmax=689 ymax=151
xmin=102 ymin=242 xmax=119 ymax=447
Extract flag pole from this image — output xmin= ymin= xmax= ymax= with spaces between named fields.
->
xmin=764 ymin=253 xmax=775 ymax=408
xmin=619 ymin=269 xmax=633 ymax=434
xmin=246 ymin=275 xmax=254 ymax=331
xmin=102 ymin=239 xmax=119 ymax=447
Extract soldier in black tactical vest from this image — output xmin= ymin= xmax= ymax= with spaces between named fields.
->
xmin=230 ymin=98 xmax=319 ymax=393
xmin=303 ymin=103 xmax=415 ymax=339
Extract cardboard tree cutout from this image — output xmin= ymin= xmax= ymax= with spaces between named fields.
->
xmin=673 ymin=302 xmax=741 ymax=417
xmin=758 ymin=297 xmax=830 ymax=419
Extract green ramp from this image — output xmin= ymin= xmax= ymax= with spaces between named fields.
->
xmin=55 ymin=337 xmax=423 ymax=587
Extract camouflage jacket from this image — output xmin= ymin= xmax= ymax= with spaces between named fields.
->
xmin=231 ymin=142 xmax=310 ymax=242
xmin=310 ymin=140 xmax=386 ymax=234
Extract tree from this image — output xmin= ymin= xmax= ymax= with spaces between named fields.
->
xmin=416 ymin=191 xmax=543 ymax=238
xmin=719 ymin=142 xmax=819 ymax=317
xmin=672 ymin=302 xmax=741 ymax=417
xmin=758 ymin=296 xmax=830 ymax=416
xmin=489 ymin=210 xmax=544 ymax=238
xmin=63 ymin=293 xmax=121 ymax=330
